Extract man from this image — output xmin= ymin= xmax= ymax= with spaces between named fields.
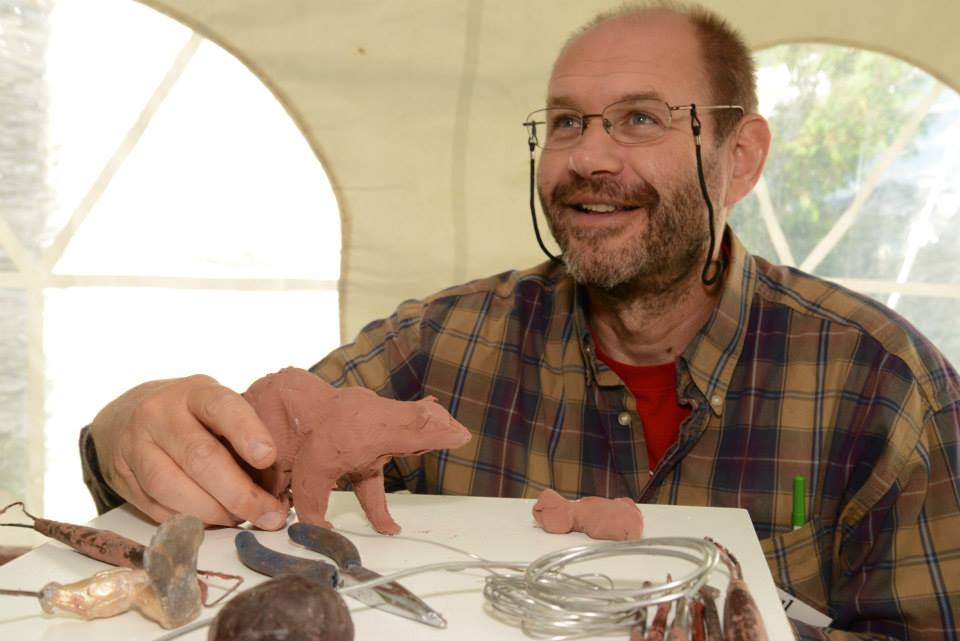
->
xmin=81 ymin=3 xmax=960 ymax=640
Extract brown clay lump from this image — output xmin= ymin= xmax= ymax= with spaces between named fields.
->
xmin=242 ymin=367 xmax=472 ymax=534
xmin=207 ymin=574 xmax=353 ymax=641
xmin=532 ymin=489 xmax=645 ymax=541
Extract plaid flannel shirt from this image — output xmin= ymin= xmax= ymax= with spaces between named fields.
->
xmin=82 ymin=227 xmax=960 ymax=640
xmin=310 ymin=228 xmax=960 ymax=641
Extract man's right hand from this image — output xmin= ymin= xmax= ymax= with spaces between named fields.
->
xmin=88 ymin=375 xmax=287 ymax=530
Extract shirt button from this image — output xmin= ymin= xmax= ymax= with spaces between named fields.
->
xmin=617 ymin=412 xmax=631 ymax=427
xmin=710 ymin=395 xmax=723 ymax=409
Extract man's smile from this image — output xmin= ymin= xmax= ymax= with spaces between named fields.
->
xmin=571 ymin=202 xmax=641 ymax=214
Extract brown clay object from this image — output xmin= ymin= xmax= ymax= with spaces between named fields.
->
xmin=643 ymin=578 xmax=673 ymax=641
xmin=531 ymin=488 xmax=645 ymax=540
xmin=142 ymin=513 xmax=204 ymax=628
xmin=709 ymin=538 xmax=768 ymax=641
xmin=630 ymin=615 xmax=647 ymax=641
xmin=0 ymin=501 xmax=242 ymax=607
xmin=1 ymin=501 xmax=144 ymax=568
xmin=207 ymin=574 xmax=354 ymax=641
xmin=690 ymin=598 xmax=705 ymax=641
xmin=30 ymin=514 xmax=204 ymax=628
xmin=698 ymin=585 xmax=723 ymax=641
xmin=667 ymin=596 xmax=690 ymax=641
xmin=241 ymin=367 xmax=472 ymax=534
xmin=629 ymin=580 xmax=653 ymax=641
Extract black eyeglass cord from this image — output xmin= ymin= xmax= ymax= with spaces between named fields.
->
xmin=689 ymin=105 xmax=725 ymax=286
xmin=528 ymin=137 xmax=562 ymax=263
xmin=525 ymin=110 xmax=726 ymax=282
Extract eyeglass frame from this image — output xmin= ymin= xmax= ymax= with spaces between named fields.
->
xmin=521 ymin=99 xmax=743 ymax=286
xmin=522 ymin=98 xmax=745 ymax=150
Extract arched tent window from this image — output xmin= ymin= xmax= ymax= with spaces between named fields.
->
xmin=0 ymin=0 xmax=342 ymax=529
xmin=732 ymin=43 xmax=960 ymax=366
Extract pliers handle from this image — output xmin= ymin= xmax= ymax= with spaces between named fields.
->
xmin=234 ymin=531 xmax=339 ymax=587
xmin=287 ymin=523 xmax=447 ymax=629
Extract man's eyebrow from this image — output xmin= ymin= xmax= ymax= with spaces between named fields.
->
xmin=545 ymin=91 xmax=666 ymax=109
xmin=545 ymin=95 xmax=577 ymax=108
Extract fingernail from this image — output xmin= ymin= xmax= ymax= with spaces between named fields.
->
xmin=249 ymin=441 xmax=273 ymax=461
xmin=255 ymin=511 xmax=285 ymax=530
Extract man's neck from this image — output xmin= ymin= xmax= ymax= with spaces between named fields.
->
xmin=586 ymin=270 xmax=721 ymax=366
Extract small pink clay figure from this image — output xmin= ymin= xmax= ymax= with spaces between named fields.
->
xmin=243 ymin=367 xmax=472 ymax=535
xmin=532 ymin=488 xmax=644 ymax=541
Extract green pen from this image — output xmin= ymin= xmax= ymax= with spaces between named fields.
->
xmin=792 ymin=475 xmax=806 ymax=530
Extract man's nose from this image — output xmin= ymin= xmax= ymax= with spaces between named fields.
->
xmin=567 ymin=121 xmax=624 ymax=177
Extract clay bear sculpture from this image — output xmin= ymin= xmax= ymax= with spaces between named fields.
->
xmin=242 ymin=367 xmax=472 ymax=534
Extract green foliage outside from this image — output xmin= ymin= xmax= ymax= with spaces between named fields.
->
xmin=731 ymin=43 xmax=937 ymax=272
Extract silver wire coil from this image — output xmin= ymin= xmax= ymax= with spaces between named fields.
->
xmin=154 ymin=534 xmax=723 ymax=641
xmin=482 ymin=536 xmax=721 ymax=640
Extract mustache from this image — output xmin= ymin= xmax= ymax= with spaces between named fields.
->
xmin=549 ymin=174 xmax=661 ymax=210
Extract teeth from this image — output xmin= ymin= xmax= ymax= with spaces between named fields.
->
xmin=579 ymin=203 xmax=618 ymax=213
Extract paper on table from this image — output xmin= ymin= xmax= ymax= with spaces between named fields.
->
xmin=0 ymin=492 xmax=793 ymax=640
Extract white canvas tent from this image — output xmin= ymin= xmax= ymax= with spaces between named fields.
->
xmin=138 ymin=0 xmax=960 ymax=339
xmin=1 ymin=0 xmax=959 ymax=527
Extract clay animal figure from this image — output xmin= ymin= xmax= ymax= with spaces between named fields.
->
xmin=532 ymin=488 xmax=645 ymax=541
xmin=242 ymin=367 xmax=472 ymax=534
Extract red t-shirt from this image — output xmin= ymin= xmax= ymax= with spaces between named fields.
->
xmin=593 ymin=341 xmax=690 ymax=470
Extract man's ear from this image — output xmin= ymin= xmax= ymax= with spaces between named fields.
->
xmin=723 ymin=113 xmax=771 ymax=207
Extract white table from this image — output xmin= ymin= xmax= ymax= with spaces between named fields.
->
xmin=0 ymin=493 xmax=792 ymax=640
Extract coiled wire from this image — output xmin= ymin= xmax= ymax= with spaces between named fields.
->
xmin=155 ymin=534 xmax=722 ymax=641
xmin=482 ymin=537 xmax=721 ymax=640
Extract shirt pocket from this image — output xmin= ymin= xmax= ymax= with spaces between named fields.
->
xmin=760 ymin=515 xmax=833 ymax=618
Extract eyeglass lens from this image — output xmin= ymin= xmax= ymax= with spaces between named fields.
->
xmin=528 ymin=98 xmax=674 ymax=149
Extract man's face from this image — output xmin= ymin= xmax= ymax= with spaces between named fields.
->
xmin=539 ymin=11 xmax=727 ymax=296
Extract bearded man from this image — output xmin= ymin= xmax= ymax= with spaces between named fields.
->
xmin=82 ymin=4 xmax=960 ymax=640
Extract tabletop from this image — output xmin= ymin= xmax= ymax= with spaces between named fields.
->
xmin=0 ymin=492 xmax=793 ymax=640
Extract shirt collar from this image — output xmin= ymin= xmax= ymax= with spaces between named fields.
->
xmin=569 ymin=226 xmax=758 ymax=401
xmin=573 ymin=281 xmax=602 ymax=384
xmin=680 ymin=226 xmax=757 ymax=415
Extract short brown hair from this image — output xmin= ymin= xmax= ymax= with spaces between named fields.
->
xmin=562 ymin=1 xmax=757 ymax=141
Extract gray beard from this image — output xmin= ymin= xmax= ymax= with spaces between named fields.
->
xmin=540 ymin=171 xmax=711 ymax=300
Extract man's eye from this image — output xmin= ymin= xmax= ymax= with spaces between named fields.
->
xmin=551 ymin=114 xmax=581 ymax=129
xmin=625 ymin=111 xmax=657 ymax=126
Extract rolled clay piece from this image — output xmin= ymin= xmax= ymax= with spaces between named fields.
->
xmin=207 ymin=574 xmax=353 ymax=641
xmin=532 ymin=488 xmax=644 ymax=541
xmin=241 ymin=367 xmax=472 ymax=535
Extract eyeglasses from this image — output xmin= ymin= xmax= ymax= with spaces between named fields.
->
xmin=521 ymin=99 xmax=741 ymax=286
xmin=523 ymin=98 xmax=744 ymax=150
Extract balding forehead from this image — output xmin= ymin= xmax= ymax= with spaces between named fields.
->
xmin=553 ymin=8 xmax=699 ymax=67
xmin=546 ymin=10 xmax=709 ymax=105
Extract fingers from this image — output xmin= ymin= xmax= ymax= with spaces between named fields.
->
xmin=181 ymin=380 xmax=277 ymax=470
xmin=132 ymin=400 xmax=287 ymax=529
xmin=123 ymin=434 xmax=239 ymax=526
xmin=92 ymin=375 xmax=287 ymax=530
xmin=109 ymin=454 xmax=184 ymax=526
xmin=148 ymin=423 xmax=286 ymax=528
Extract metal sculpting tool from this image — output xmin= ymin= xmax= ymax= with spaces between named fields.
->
xmin=287 ymin=522 xmax=446 ymax=628
xmin=234 ymin=526 xmax=445 ymax=628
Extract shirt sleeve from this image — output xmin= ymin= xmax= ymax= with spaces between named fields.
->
xmin=78 ymin=425 xmax=126 ymax=514
xmin=311 ymin=298 xmax=430 ymax=492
